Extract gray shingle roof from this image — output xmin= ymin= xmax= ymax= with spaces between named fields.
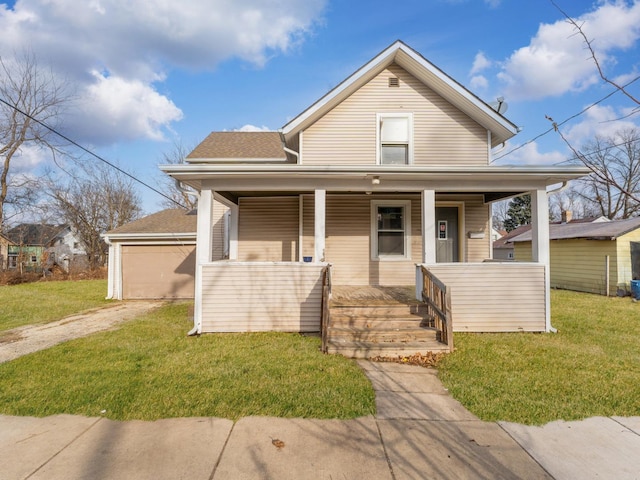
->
xmin=511 ymin=217 xmax=640 ymax=242
xmin=187 ymin=131 xmax=287 ymax=160
xmin=106 ymin=209 xmax=197 ymax=235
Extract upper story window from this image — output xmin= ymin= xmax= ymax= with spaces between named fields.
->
xmin=377 ymin=113 xmax=413 ymax=165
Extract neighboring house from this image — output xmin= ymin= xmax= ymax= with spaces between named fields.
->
xmin=103 ymin=209 xmax=200 ymax=299
xmin=160 ymin=40 xmax=588 ymax=334
xmin=5 ymin=223 xmax=80 ymax=272
xmin=0 ymin=232 xmax=13 ymax=270
xmin=492 ymin=224 xmax=531 ymax=261
xmin=512 ymin=217 xmax=640 ymax=296
xmin=47 ymin=225 xmax=89 ymax=272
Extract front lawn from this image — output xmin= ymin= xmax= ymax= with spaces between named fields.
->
xmin=0 ymin=303 xmax=375 ymax=421
xmin=438 ymin=289 xmax=640 ymax=425
xmin=0 ymin=279 xmax=110 ymax=332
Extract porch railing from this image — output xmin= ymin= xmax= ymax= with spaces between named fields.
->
xmin=320 ymin=264 xmax=332 ymax=353
xmin=420 ymin=266 xmax=453 ymax=351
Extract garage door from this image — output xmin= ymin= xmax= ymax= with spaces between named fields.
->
xmin=121 ymin=244 xmax=196 ymax=299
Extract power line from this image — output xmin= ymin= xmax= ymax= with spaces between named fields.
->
xmin=491 ymin=75 xmax=640 ymax=164
xmin=0 ymin=96 xmax=182 ymax=207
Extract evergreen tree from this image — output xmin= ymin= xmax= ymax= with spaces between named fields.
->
xmin=504 ymin=195 xmax=531 ymax=232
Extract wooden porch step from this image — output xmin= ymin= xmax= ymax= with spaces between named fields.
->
xmin=325 ymin=339 xmax=449 ymax=359
xmin=329 ymin=315 xmax=433 ymax=329
xmin=325 ymin=285 xmax=449 ymax=359
xmin=328 ymin=304 xmax=429 ymax=316
xmin=328 ymin=326 xmax=437 ymax=343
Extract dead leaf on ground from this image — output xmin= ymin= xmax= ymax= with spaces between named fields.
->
xmin=272 ymin=438 xmax=285 ymax=449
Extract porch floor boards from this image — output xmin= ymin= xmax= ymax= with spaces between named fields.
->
xmin=326 ymin=286 xmax=449 ymax=359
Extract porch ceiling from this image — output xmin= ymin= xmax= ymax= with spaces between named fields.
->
xmin=161 ymin=164 xmax=590 ymax=199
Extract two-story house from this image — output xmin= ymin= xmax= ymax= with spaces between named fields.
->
xmin=160 ymin=41 xmax=588 ymax=353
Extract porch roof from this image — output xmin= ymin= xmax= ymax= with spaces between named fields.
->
xmin=160 ymin=163 xmax=589 ymax=202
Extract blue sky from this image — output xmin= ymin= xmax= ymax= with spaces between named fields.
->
xmin=1 ymin=0 xmax=639 ymax=214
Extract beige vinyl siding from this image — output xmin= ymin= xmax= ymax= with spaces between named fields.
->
xmin=303 ymin=64 xmax=487 ymax=166
xmin=238 ymin=197 xmax=299 ymax=261
xmin=461 ymin=195 xmax=491 ymax=261
xmin=516 ymin=239 xmax=618 ymax=295
xmin=321 ymin=194 xmax=420 ymax=285
xmin=212 ymin=199 xmax=229 ymax=260
xmin=427 ymin=263 xmax=547 ymax=332
xmin=298 ymin=193 xmax=489 ymax=285
xmin=200 ymin=262 xmax=325 ymax=332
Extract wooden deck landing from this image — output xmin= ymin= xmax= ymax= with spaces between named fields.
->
xmin=330 ymin=285 xmax=419 ymax=306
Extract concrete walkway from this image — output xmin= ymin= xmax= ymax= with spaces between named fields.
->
xmin=2 ymin=359 xmax=639 ymax=479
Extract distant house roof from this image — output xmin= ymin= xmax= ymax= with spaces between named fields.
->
xmin=186 ymin=131 xmax=287 ymax=162
xmin=105 ymin=209 xmax=197 ymax=236
xmin=511 ymin=216 xmax=640 ymax=242
xmin=493 ymin=224 xmax=532 ymax=250
xmin=6 ymin=224 xmax=67 ymax=246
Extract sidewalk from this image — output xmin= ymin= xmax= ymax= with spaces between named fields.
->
xmin=2 ymin=360 xmax=638 ymax=479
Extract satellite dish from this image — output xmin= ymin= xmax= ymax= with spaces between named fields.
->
xmin=489 ymin=97 xmax=508 ymax=115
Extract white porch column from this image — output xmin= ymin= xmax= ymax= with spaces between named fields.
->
xmin=314 ymin=189 xmax=326 ymax=262
xmin=228 ymin=202 xmax=239 ymax=260
xmin=421 ymin=190 xmax=436 ymax=264
xmin=531 ymin=189 xmax=552 ymax=331
xmin=193 ymin=189 xmax=214 ymax=334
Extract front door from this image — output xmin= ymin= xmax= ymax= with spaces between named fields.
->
xmin=435 ymin=207 xmax=459 ymax=263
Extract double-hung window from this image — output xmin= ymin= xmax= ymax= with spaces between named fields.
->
xmin=377 ymin=113 xmax=413 ymax=165
xmin=371 ymin=200 xmax=411 ymax=260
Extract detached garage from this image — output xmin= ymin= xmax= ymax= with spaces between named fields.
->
xmin=104 ymin=209 xmax=198 ymax=300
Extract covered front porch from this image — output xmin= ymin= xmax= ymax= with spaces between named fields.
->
xmin=161 ymin=164 xmax=586 ymax=340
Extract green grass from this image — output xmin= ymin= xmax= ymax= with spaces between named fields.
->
xmin=438 ymin=289 xmax=640 ymax=425
xmin=0 ymin=303 xmax=375 ymax=421
xmin=0 ymin=280 xmax=110 ymax=332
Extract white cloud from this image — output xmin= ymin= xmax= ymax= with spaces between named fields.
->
xmin=562 ymin=104 xmax=639 ymax=147
xmin=498 ymin=1 xmax=640 ymax=101
xmin=0 ymin=0 xmax=327 ymax=145
xmin=7 ymin=144 xmax=49 ymax=173
xmin=235 ymin=124 xmax=274 ymax=132
xmin=65 ymin=71 xmax=184 ymax=144
xmin=470 ymin=51 xmax=492 ymax=76
xmin=470 ymin=75 xmax=489 ymax=90
xmin=494 ymin=141 xmax=567 ymax=166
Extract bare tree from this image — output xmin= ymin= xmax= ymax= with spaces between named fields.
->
xmin=569 ymin=128 xmax=640 ymax=219
xmin=157 ymin=140 xmax=198 ymax=210
xmin=548 ymin=2 xmax=640 ymax=209
xmin=0 ymin=51 xmax=69 ymax=230
xmin=49 ymin=163 xmax=142 ymax=269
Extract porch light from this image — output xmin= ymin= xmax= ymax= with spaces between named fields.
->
xmin=371 ymin=176 xmax=381 ymax=185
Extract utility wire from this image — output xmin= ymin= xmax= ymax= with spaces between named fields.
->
xmin=491 ymin=75 xmax=640 ymax=164
xmin=0 ymin=96 xmax=182 ymax=207
xmin=554 ymin=136 xmax=640 ymax=165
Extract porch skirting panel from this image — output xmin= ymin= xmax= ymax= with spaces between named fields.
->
xmin=200 ymin=262 xmax=325 ymax=332
xmin=426 ymin=263 xmax=546 ymax=332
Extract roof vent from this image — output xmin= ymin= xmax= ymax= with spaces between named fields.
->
xmin=388 ymin=77 xmax=399 ymax=87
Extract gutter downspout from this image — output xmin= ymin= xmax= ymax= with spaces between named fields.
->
xmin=545 ymin=181 xmax=567 ymax=333
xmin=283 ymin=146 xmax=300 ymax=163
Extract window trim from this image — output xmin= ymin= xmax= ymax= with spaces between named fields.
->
xmin=371 ymin=200 xmax=412 ymax=261
xmin=376 ymin=113 xmax=414 ymax=165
